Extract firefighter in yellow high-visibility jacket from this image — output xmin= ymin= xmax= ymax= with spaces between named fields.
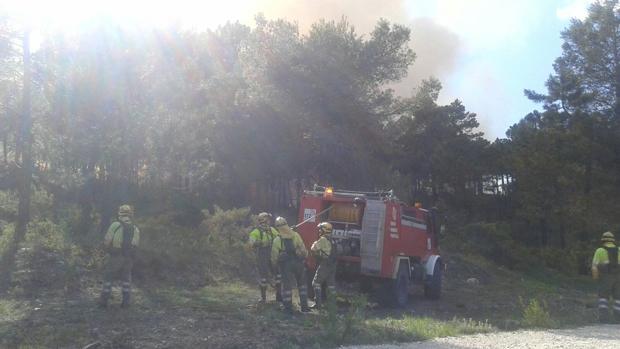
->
xmin=310 ymin=222 xmax=337 ymax=309
xmin=592 ymin=231 xmax=620 ymax=323
xmin=99 ymin=205 xmax=140 ymax=308
xmin=271 ymin=217 xmax=310 ymax=314
xmin=248 ymin=212 xmax=281 ymax=303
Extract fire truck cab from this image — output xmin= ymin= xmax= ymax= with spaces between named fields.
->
xmin=297 ymin=186 xmax=443 ymax=306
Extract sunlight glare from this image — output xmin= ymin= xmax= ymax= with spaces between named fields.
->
xmin=2 ymin=0 xmax=257 ymax=31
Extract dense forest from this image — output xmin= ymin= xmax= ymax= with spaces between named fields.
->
xmin=2 ymin=0 xmax=620 ymax=281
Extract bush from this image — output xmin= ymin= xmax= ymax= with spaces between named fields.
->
xmin=0 ymin=190 xmax=17 ymax=221
xmin=201 ymin=206 xmax=252 ymax=248
xmin=322 ymin=294 xmax=368 ymax=345
xmin=134 ymin=206 xmax=253 ymax=284
xmin=10 ymin=219 xmax=85 ymax=296
xmin=445 ymin=222 xmax=592 ymax=274
xmin=446 ymin=222 xmax=530 ymax=269
xmin=520 ymin=298 xmax=556 ymax=328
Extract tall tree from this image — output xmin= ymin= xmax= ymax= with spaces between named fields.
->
xmin=521 ymin=0 xmax=620 ymax=245
xmin=1 ymin=27 xmax=31 ymax=290
xmin=391 ymin=78 xmax=486 ymax=210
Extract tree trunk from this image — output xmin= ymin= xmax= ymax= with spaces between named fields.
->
xmin=539 ymin=218 xmax=548 ymax=248
xmin=1 ymin=31 xmax=31 ymax=291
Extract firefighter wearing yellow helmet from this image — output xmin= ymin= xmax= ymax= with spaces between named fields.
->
xmin=99 ymin=204 xmax=140 ymax=308
xmin=271 ymin=217 xmax=310 ymax=313
xmin=248 ymin=212 xmax=281 ymax=303
xmin=592 ymin=231 xmax=620 ymax=323
xmin=310 ymin=221 xmax=337 ymax=309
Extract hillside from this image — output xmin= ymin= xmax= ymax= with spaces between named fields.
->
xmin=0 ymin=236 xmax=598 ymax=348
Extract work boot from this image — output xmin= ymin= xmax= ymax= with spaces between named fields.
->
xmin=310 ymin=288 xmax=322 ymax=309
xmin=98 ymin=293 xmax=109 ymax=309
xmin=283 ymin=301 xmax=294 ymax=315
xmin=121 ymin=292 xmax=131 ymax=308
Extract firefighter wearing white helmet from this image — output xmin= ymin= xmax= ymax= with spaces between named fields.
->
xmin=99 ymin=204 xmax=140 ymax=309
xmin=310 ymin=221 xmax=337 ymax=309
xmin=271 ymin=217 xmax=310 ymax=313
xmin=592 ymin=231 xmax=620 ymax=323
xmin=248 ymin=212 xmax=281 ymax=303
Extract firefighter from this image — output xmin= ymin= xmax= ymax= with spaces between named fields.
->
xmin=592 ymin=231 xmax=620 ymax=323
xmin=310 ymin=222 xmax=337 ymax=309
xmin=271 ymin=217 xmax=310 ymax=314
xmin=248 ymin=212 xmax=281 ymax=303
xmin=99 ymin=204 xmax=140 ymax=309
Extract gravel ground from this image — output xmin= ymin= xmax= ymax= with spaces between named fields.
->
xmin=344 ymin=325 xmax=620 ymax=349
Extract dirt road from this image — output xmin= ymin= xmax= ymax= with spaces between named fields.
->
xmin=345 ymin=325 xmax=620 ymax=349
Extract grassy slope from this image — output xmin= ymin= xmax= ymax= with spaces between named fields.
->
xmin=0 ymin=249 xmax=599 ymax=349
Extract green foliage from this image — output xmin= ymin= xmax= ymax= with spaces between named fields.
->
xmin=538 ymin=246 xmax=590 ymax=275
xmin=320 ymin=294 xmax=369 ymax=346
xmin=201 ymin=206 xmax=251 ymax=247
xmin=0 ymin=190 xmax=17 ymax=220
xmin=515 ymin=0 xmax=620 ymax=250
xmin=136 ymin=206 xmax=253 ymax=283
xmin=362 ymin=316 xmax=494 ymax=343
xmin=446 ymin=223 xmax=593 ymax=275
xmin=0 ymin=221 xmax=14 ymax=257
xmin=520 ymin=298 xmax=556 ymax=329
xmin=6 ymin=219 xmax=84 ymax=296
xmin=446 ymin=222 xmax=524 ymax=269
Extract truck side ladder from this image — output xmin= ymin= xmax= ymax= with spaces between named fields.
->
xmin=360 ymin=199 xmax=385 ymax=275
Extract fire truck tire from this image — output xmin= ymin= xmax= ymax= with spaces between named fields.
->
xmin=393 ymin=261 xmax=410 ymax=307
xmin=424 ymin=259 xmax=442 ymax=300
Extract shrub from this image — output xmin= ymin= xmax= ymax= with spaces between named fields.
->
xmin=446 ymin=222 xmax=529 ymax=269
xmin=520 ymin=298 xmax=556 ymax=328
xmin=10 ymin=219 xmax=85 ymax=296
xmin=0 ymin=190 xmax=17 ymax=220
xmin=134 ymin=206 xmax=253 ymax=284
xmin=321 ymin=294 xmax=368 ymax=345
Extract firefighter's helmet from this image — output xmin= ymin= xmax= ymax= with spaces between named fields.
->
xmin=257 ymin=212 xmax=271 ymax=226
xmin=318 ymin=222 xmax=333 ymax=236
xmin=601 ymin=231 xmax=615 ymax=243
xmin=275 ymin=216 xmax=288 ymax=227
xmin=118 ymin=205 xmax=133 ymax=217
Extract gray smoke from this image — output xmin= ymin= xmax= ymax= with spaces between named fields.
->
xmin=244 ymin=0 xmax=464 ymax=98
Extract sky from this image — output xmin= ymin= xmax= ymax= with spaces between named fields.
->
xmin=4 ymin=0 xmax=597 ymax=139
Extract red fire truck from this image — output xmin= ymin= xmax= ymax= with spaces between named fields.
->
xmin=296 ymin=186 xmax=443 ymax=306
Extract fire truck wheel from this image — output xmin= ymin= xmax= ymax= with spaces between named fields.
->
xmin=393 ymin=261 xmax=410 ymax=307
xmin=424 ymin=259 xmax=442 ymax=300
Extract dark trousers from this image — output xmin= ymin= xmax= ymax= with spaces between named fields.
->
xmin=100 ymin=254 xmax=133 ymax=304
xmin=279 ymin=259 xmax=308 ymax=310
xmin=598 ymin=271 xmax=620 ymax=320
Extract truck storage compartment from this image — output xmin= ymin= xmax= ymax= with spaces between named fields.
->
xmin=328 ymin=202 xmax=363 ymax=258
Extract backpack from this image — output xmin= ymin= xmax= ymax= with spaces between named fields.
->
xmin=118 ymin=222 xmax=135 ymax=256
xmin=604 ymin=246 xmax=619 ymax=273
xmin=278 ymin=238 xmax=298 ymax=264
